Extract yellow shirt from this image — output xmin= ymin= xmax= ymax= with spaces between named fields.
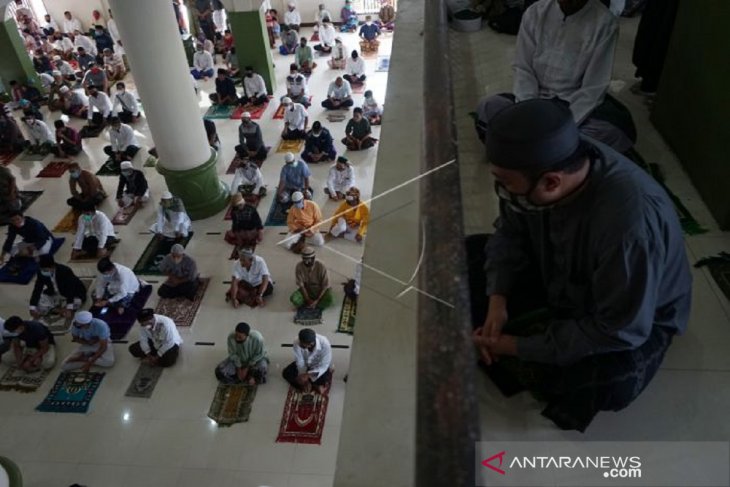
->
xmin=287 ymin=200 xmax=323 ymax=232
xmin=331 ymin=201 xmax=370 ymax=237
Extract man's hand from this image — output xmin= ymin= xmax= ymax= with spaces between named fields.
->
xmin=232 ymin=298 xmax=240 ymax=309
xmin=97 ymin=248 xmax=108 ymax=258
xmin=117 ymin=198 xmax=125 ymax=208
xmin=256 ymin=295 xmax=265 ymax=308
xmin=483 ymin=295 xmax=509 ymax=345
xmin=81 ymin=360 xmax=92 ymax=373
xmin=355 ymin=234 xmax=362 ymax=243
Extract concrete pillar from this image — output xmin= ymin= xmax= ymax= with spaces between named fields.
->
xmin=107 ymin=0 xmax=228 ymax=220
xmin=0 ymin=14 xmax=42 ymax=94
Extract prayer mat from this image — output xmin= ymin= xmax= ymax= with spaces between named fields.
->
xmin=310 ymin=32 xmax=320 ymax=41
xmin=19 ymin=190 xmax=43 ymax=213
xmin=337 ymin=295 xmax=357 ymax=334
xmin=133 ymin=233 xmax=194 ymax=275
xmin=351 ymin=82 xmax=366 ymax=94
xmin=376 ymin=55 xmax=391 ymax=72
xmin=695 ymin=252 xmax=730 ymax=302
xmin=93 ymin=284 xmax=153 ymax=340
xmin=273 ymin=104 xmax=286 ymax=119
xmin=0 ymin=367 xmax=50 ymax=393
xmin=37 ymin=161 xmax=68 ymax=178
xmin=0 ymin=151 xmax=20 ymax=166
xmin=294 ymin=306 xmax=323 ymax=325
xmin=124 ymin=363 xmax=164 ymax=398
xmin=0 ymin=238 xmax=64 ymax=285
xmin=204 ymin=104 xmax=236 ymax=119
xmin=208 ymin=383 xmax=258 ymax=426
xmin=231 ymin=101 xmax=270 ymax=120
xmin=264 ymin=198 xmax=290 ymax=226
xmin=44 ymin=278 xmax=93 ymax=334
xmin=143 ymin=155 xmax=157 ymax=168
xmin=361 ymin=49 xmax=378 ymax=60
xmin=111 ymin=205 xmax=138 ymax=225
xmin=53 ymin=209 xmax=79 ymax=233
xmin=68 ymin=238 xmax=120 ymax=262
xmin=226 ymin=153 xmax=246 ymax=174
xmin=154 ymin=277 xmax=210 ymax=327
xmin=95 ymin=159 xmax=121 ymax=176
xmin=326 ymin=113 xmax=347 ymax=123
xmin=36 ymin=371 xmax=105 ymax=413
xmin=20 ymin=151 xmax=47 ymax=161
xmin=275 ymin=139 xmax=305 ymax=154
xmin=79 ymin=124 xmax=105 ymax=139
xmin=276 ymin=386 xmax=330 ymax=444
xmin=224 ymin=205 xmax=233 ymax=220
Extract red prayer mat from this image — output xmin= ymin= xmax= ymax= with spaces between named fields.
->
xmin=231 ymin=100 xmax=271 ymax=120
xmin=226 ymin=154 xmax=246 ymax=174
xmin=310 ymin=32 xmax=320 ymax=41
xmin=273 ymin=104 xmax=286 ymax=120
xmin=112 ymin=206 xmax=138 ymax=225
xmin=37 ymin=161 xmax=69 ymax=178
xmin=0 ymin=151 xmax=20 ymax=166
xmin=351 ymin=82 xmax=366 ymax=94
xmin=275 ymin=385 xmax=330 ymax=444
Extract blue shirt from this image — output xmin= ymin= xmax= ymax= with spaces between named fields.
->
xmin=72 ymin=317 xmax=111 ymax=342
xmin=280 ymin=161 xmax=311 ymax=189
xmin=359 ymin=23 xmax=380 ymax=41
xmin=2 ymin=216 xmax=52 ymax=254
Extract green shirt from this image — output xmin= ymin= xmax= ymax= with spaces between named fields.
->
xmin=226 ymin=330 xmax=268 ymax=368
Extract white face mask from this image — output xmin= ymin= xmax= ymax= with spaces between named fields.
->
xmin=295 ymin=201 xmax=305 ymax=209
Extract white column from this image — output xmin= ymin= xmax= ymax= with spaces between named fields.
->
xmin=107 ymin=0 xmax=210 ymax=171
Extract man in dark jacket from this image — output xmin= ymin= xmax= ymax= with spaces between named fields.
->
xmin=209 ymin=68 xmax=239 ymax=106
xmin=1 ymin=212 xmax=54 ymax=265
xmin=29 ymin=254 xmax=87 ymax=321
xmin=116 ymin=160 xmax=149 ymax=209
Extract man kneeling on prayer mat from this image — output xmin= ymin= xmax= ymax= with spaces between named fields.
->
xmin=343 ymin=108 xmax=376 ymax=150
xmin=92 ymin=257 xmax=140 ymax=315
xmin=67 ymin=162 xmax=107 ymax=211
xmin=281 ymin=96 xmax=309 ymax=140
xmin=325 ymin=156 xmax=354 ymax=200
xmin=290 ymin=247 xmax=333 ymax=310
xmin=72 ymin=202 xmax=115 ymax=259
xmin=285 ymin=64 xmax=311 ymax=108
xmin=1 ymin=211 xmax=54 ymax=265
xmin=215 ymin=322 xmax=269 ymax=385
xmin=283 ymin=191 xmax=325 ymax=252
xmin=61 ymin=310 xmax=114 ymax=372
xmin=283 ymin=328 xmax=332 ymax=395
xmin=150 ymin=191 xmax=192 ymax=240
xmin=330 ymin=187 xmax=369 ymax=243
xmin=231 ymin=157 xmax=266 ymax=204
xmin=128 ymin=308 xmax=182 ymax=368
xmin=225 ymin=193 xmax=264 ymax=251
xmin=227 ymin=248 xmax=274 ymax=309
xmin=1 ymin=316 xmax=56 ymax=371
xmin=30 ymin=255 xmax=87 ymax=323
xmin=302 ymin=121 xmax=337 ymax=164
xmin=468 ymin=99 xmax=691 ymax=432
xmin=117 ymin=160 xmax=150 ymax=210
xmin=157 ymin=243 xmax=200 ymax=301
xmin=236 ymin=112 xmax=269 ymax=164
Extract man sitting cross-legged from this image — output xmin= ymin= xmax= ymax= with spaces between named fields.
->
xmin=290 ymin=247 xmax=334 ymax=310
xmin=241 ymin=66 xmax=269 ymax=107
xmin=72 ymin=203 xmax=115 ymax=260
xmin=227 ymin=248 xmax=274 ymax=309
xmin=225 ymin=193 xmax=264 ymax=250
xmin=283 ymin=328 xmax=332 ymax=395
xmin=231 ymin=157 xmax=266 ymax=204
xmin=344 ymin=50 xmax=366 ymax=85
xmin=104 ymin=117 xmax=140 ymax=168
xmin=321 ymin=76 xmax=353 ymax=110
xmin=128 ymin=308 xmax=183 ymax=368
xmin=325 ymin=156 xmax=355 ymax=200
xmin=285 ymin=64 xmax=310 ymax=108
xmin=235 ymin=112 xmax=269 ymax=164
xmin=281 ymin=96 xmax=309 ymax=140
xmin=30 ymin=255 xmax=87 ymax=323
xmin=61 ymin=310 xmax=114 ymax=372
xmin=67 ymin=162 xmax=107 ymax=211
xmin=282 ymin=191 xmax=325 ymax=253
xmin=343 ymin=108 xmax=377 ymax=150
xmin=150 ymin=191 xmax=192 ymax=240
xmin=277 ymin=153 xmax=312 ymax=203
xmin=157 ymin=243 xmax=200 ymax=301
xmin=91 ymin=257 xmax=140 ymax=316
xmin=302 ymin=121 xmax=337 ymax=164
xmin=359 ymin=15 xmax=381 ymax=53
xmin=209 ymin=68 xmax=239 ymax=106
xmin=330 ymin=187 xmax=369 ymax=243
xmin=215 ymin=322 xmax=270 ymax=384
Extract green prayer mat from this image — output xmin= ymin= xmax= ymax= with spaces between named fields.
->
xmin=133 ymin=233 xmax=194 ymax=275
xmin=204 ymin=104 xmax=236 ymax=119
xmin=143 ymin=156 xmax=157 ymax=168
xmin=207 ymin=383 xmax=258 ymax=426
xmin=695 ymin=252 xmax=730 ymax=302
xmin=337 ymin=295 xmax=357 ymax=334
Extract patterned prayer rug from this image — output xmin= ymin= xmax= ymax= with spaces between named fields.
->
xmin=111 ymin=205 xmax=138 ymax=225
xmin=276 ymin=139 xmax=305 ymax=154
xmin=273 ymin=104 xmax=286 ymax=119
xmin=204 ymin=104 xmax=236 ymax=120
xmin=0 ymin=151 xmax=20 ymax=166
xmin=0 ymin=238 xmax=64 ymax=284
xmin=0 ymin=367 xmax=50 ymax=393
xmin=93 ymin=284 xmax=153 ymax=340
xmin=79 ymin=124 xmax=105 ymax=139
xmin=276 ymin=386 xmax=330 ymax=444
xmin=19 ymin=190 xmax=43 ymax=213
xmin=68 ymin=238 xmax=120 ymax=262
xmin=695 ymin=252 xmax=730 ymax=302
xmin=231 ymin=101 xmax=270 ymax=120
xmin=154 ymin=277 xmax=210 ymax=327
xmin=294 ymin=306 xmax=323 ymax=326
xmin=36 ymin=371 xmax=105 ymax=413
xmin=264 ymin=198 xmax=290 ymax=226
xmin=95 ymin=159 xmax=121 ymax=176
xmin=133 ymin=233 xmax=194 ymax=275
xmin=53 ymin=209 xmax=79 ymax=233
xmin=326 ymin=113 xmax=347 ymax=123
xmin=376 ymin=55 xmax=391 ymax=72
xmin=226 ymin=153 xmax=246 ymax=174
xmin=37 ymin=161 xmax=69 ymax=178
xmin=124 ymin=363 xmax=164 ymax=398
xmin=207 ymin=383 xmax=258 ymax=426
xmin=337 ymin=295 xmax=357 ymax=334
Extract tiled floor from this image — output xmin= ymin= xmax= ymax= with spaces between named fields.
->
xmin=0 ymin=28 xmax=393 ymax=487
xmin=449 ymin=12 xmax=730 ymax=479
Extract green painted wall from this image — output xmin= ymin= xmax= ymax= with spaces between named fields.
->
xmin=651 ymin=1 xmax=730 ymax=229
xmin=0 ymin=18 xmax=41 ymax=95
xmin=228 ymin=10 xmax=276 ymax=94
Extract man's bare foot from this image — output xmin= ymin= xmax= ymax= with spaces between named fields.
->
xmin=117 ymin=306 xmax=125 ymax=315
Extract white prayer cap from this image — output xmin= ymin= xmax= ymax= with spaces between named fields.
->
xmin=288 ymin=2 xmax=296 ymax=6
xmin=59 ymin=85 xmax=70 ymax=94
xmin=242 ymin=111 xmax=251 ymax=119
xmin=120 ymin=161 xmax=133 ymax=170
xmin=281 ymin=96 xmax=292 ymax=105
xmin=161 ymin=190 xmax=173 ymax=200
xmin=291 ymin=191 xmax=304 ymax=202
xmin=53 ymin=55 xmax=61 ymax=61
xmin=284 ymin=152 xmax=295 ymax=163
xmin=171 ymin=243 xmax=185 ymax=255
xmin=52 ymin=70 xmax=61 ymax=76
xmin=74 ymin=310 xmax=93 ymax=324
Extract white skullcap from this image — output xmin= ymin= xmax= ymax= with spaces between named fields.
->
xmin=281 ymin=96 xmax=292 ymax=105
xmin=120 ymin=161 xmax=133 ymax=170
xmin=59 ymin=85 xmax=70 ymax=94
xmin=291 ymin=191 xmax=304 ymax=202
xmin=53 ymin=55 xmax=61 ymax=61
xmin=52 ymin=70 xmax=61 ymax=76
xmin=74 ymin=310 xmax=93 ymax=324
xmin=171 ymin=243 xmax=185 ymax=254
xmin=161 ymin=191 xmax=173 ymax=200
xmin=284 ymin=152 xmax=295 ymax=163
xmin=242 ymin=111 xmax=251 ymax=119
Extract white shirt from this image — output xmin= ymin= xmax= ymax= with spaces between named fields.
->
xmin=243 ymin=73 xmax=268 ymax=98
xmin=109 ymin=123 xmax=139 ymax=151
xmin=327 ymin=164 xmax=355 ymax=194
xmin=57 ymin=60 xmax=75 ymax=77
xmin=154 ymin=204 xmax=192 ymax=234
xmin=193 ymin=50 xmax=214 ymax=71
xmin=232 ymin=165 xmax=264 ymax=195
xmin=26 ymin=120 xmax=55 ymax=144
xmin=232 ymin=256 xmax=271 ymax=287
xmin=104 ymin=53 xmax=125 ymax=70
xmin=74 ymin=211 xmax=114 ymax=250
xmin=62 ymin=17 xmax=82 ymax=34
xmin=513 ymin=0 xmax=618 ymax=124
xmin=293 ymin=333 xmax=332 ymax=380
xmin=315 ymin=9 xmax=332 ymax=24
xmin=319 ymin=24 xmax=336 ymax=46
xmin=74 ymin=34 xmax=97 ymax=56
xmin=284 ymin=103 xmax=308 ymax=131
xmin=113 ymin=91 xmax=139 ymax=116
xmin=138 ymin=314 xmax=183 ymax=357
xmin=332 ymin=43 xmax=346 ymax=60
xmin=345 ymin=56 xmax=365 ymax=77
xmin=88 ymin=92 xmax=113 ymax=120
xmin=39 ymin=73 xmax=54 ymax=90
xmin=327 ymin=79 xmax=352 ymax=100
xmin=284 ymin=9 xmax=301 ymax=25
xmin=286 ymin=74 xmax=308 ymax=97
xmin=42 ymin=18 xmax=59 ymax=32
xmin=68 ymin=89 xmax=89 ymax=108
xmin=107 ymin=18 xmax=120 ymax=44
xmin=95 ymin=263 xmax=140 ymax=303
xmin=54 ymin=37 xmax=74 ymax=53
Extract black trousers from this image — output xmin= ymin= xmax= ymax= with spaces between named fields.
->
xmin=343 ymin=74 xmax=366 ymax=83
xmin=118 ymin=110 xmax=137 ymax=124
xmin=53 ymin=142 xmax=82 ymax=156
xmin=157 ymin=279 xmax=199 ymax=300
xmin=281 ymin=128 xmax=306 ymax=140
xmin=129 ymin=340 xmax=180 ymax=368
xmin=104 ymin=145 xmax=140 ymax=160
xmin=234 ymin=144 xmax=268 ymax=162
xmin=241 ymin=94 xmax=268 ymax=106
xmin=67 ymin=192 xmax=105 ymax=211
xmin=282 ymin=361 xmax=331 ymax=391
xmin=321 ymin=98 xmax=354 ymax=110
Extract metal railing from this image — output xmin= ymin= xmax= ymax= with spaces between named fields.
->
xmin=355 ymin=0 xmax=398 ymax=15
xmin=416 ymin=0 xmax=480 ymax=486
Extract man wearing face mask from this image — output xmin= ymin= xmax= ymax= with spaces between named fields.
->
xmin=281 ymin=97 xmax=309 ymax=141
xmin=359 ymin=15 xmax=381 ymax=53
xmin=302 ymin=121 xmax=337 ymax=164
xmin=290 ymin=247 xmax=333 ymax=310
xmin=235 ymin=112 xmax=268 ymax=163
xmin=277 ymin=153 xmax=312 ymax=204
xmin=294 ymin=37 xmax=316 ymax=75
xmin=92 ymin=257 xmax=140 ymax=315
xmin=231 ymin=157 xmax=266 ymax=203
xmin=52 ymin=118 xmax=82 ymax=158
xmin=82 ymin=62 xmax=108 ymax=95
xmin=210 ymin=68 xmax=239 ymax=107
xmin=225 ymin=193 xmax=264 ymax=250
xmin=215 ymin=322 xmax=269 ymax=384
xmin=150 ymin=191 xmax=193 ymax=240
xmin=227 ymin=248 xmax=274 ymax=308
xmin=1 ymin=212 xmax=54 ymax=266
xmin=157 ymin=244 xmax=200 ymax=300
xmin=285 ymin=64 xmax=310 ymax=108
xmin=22 ymin=114 xmax=56 ymax=155
xmin=72 ymin=203 xmax=115 ymax=259
xmin=128 ymin=308 xmax=182 ymax=368
xmin=344 ymin=50 xmax=366 ymax=85
xmin=283 ymin=191 xmax=324 ymax=252
xmin=330 ymin=187 xmax=369 ymax=243
xmin=30 ymin=255 xmax=87 ymax=322
xmin=468 ymin=99 xmax=691 ymax=432
xmin=61 ymin=310 xmax=114 ymax=372
xmin=191 ymin=43 xmax=215 ymax=80
xmin=116 ymin=161 xmax=149 ymax=210
xmin=314 ymin=19 xmax=336 ymax=53
xmin=241 ymin=66 xmax=268 ymax=107
xmin=67 ymin=162 xmax=106 ymax=211
xmin=112 ymin=82 xmax=140 ymax=124
xmin=325 ymin=156 xmax=354 ymax=199
xmin=104 ymin=117 xmax=140 ymax=166
xmin=87 ymin=84 xmax=113 ymax=127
